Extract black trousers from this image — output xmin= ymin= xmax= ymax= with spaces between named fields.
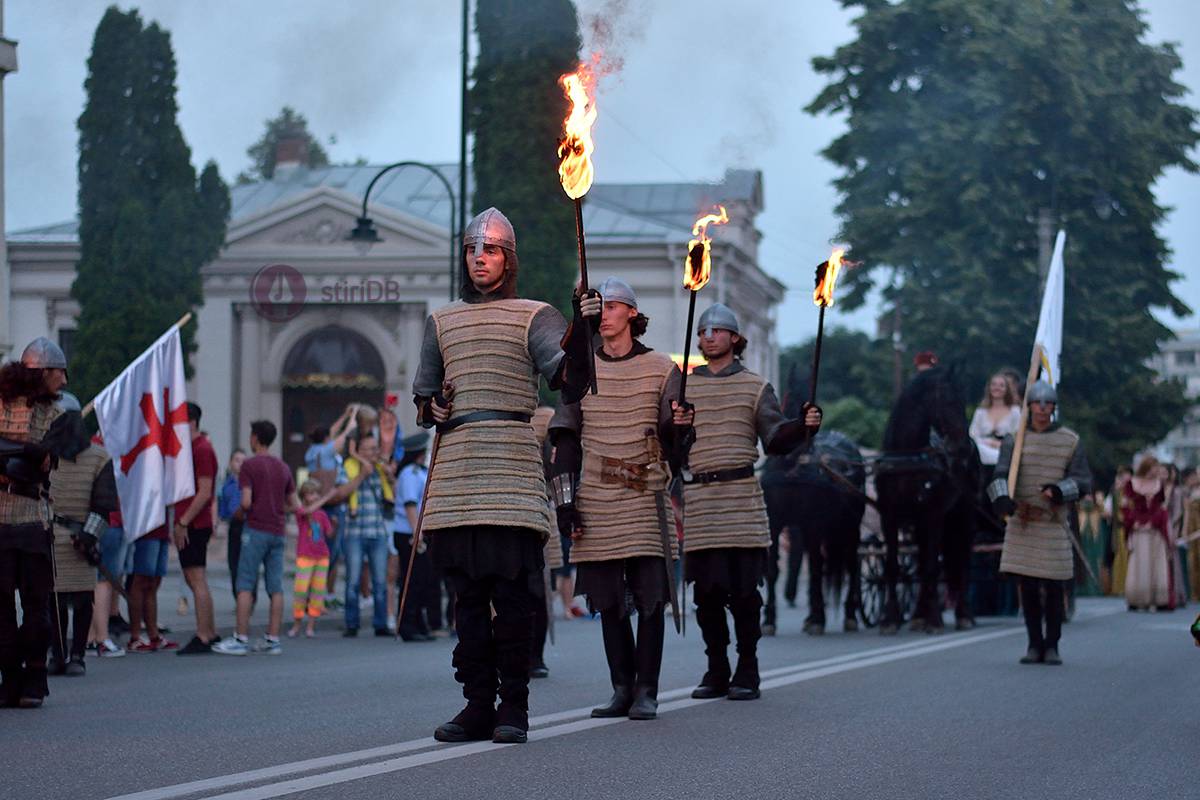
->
xmin=394 ymin=533 xmax=437 ymax=636
xmin=446 ymin=568 xmax=537 ymax=711
xmin=1020 ymin=576 xmax=1064 ymax=651
xmin=531 ymin=569 xmax=549 ymax=666
xmin=52 ymin=590 xmax=94 ymax=663
xmin=0 ymin=545 xmax=54 ymax=702
xmin=693 ymin=585 xmax=762 ymax=680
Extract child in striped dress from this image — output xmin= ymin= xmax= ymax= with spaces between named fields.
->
xmin=289 ymin=480 xmax=333 ymax=638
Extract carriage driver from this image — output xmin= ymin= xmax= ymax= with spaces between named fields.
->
xmin=679 ymin=303 xmax=821 ymax=701
xmin=988 ymin=380 xmax=1091 ymax=666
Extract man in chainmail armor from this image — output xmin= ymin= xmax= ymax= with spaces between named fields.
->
xmin=412 ymin=208 xmax=597 ymax=745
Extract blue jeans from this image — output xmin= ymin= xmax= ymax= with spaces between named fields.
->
xmin=98 ymin=526 xmax=128 ymax=582
xmin=236 ymin=527 xmax=285 ymax=596
xmin=343 ymin=535 xmax=389 ymax=631
xmin=132 ymin=537 xmax=170 ymax=578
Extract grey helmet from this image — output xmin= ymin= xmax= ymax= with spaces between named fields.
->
xmin=1027 ymin=380 xmax=1057 ymax=406
xmin=463 ymin=207 xmax=516 ymax=257
xmin=56 ymin=391 xmax=82 ymax=413
xmin=697 ymin=303 xmax=740 ymax=337
xmin=20 ymin=336 xmax=67 ymax=370
xmin=596 ymin=276 xmax=637 ymax=309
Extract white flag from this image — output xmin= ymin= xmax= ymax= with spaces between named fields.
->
xmin=1034 ymin=230 xmax=1066 ymax=387
xmin=94 ymin=327 xmax=195 ymax=540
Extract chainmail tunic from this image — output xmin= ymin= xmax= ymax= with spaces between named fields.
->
xmin=995 ymin=426 xmax=1091 ymax=580
xmin=416 ymin=299 xmax=560 ymax=540
xmin=553 ymin=349 xmax=680 ymax=564
xmin=0 ymin=397 xmax=60 ymax=526
xmin=683 ymin=366 xmax=772 ymax=552
xmin=50 ymin=444 xmax=111 ymax=592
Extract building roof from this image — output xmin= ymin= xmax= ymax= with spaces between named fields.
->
xmin=9 ymin=164 xmax=764 ymax=247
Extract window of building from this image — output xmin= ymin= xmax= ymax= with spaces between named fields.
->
xmin=1176 ymin=350 xmax=1197 ymax=366
xmin=58 ymin=329 xmax=76 ymax=365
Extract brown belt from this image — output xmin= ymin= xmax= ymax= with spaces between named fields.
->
xmin=1016 ymin=502 xmax=1062 ymax=524
xmin=585 ymin=453 xmax=669 ymax=493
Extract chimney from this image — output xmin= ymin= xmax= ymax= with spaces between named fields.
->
xmin=273 ymin=136 xmax=307 ymax=180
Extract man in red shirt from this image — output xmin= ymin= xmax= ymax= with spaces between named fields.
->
xmin=214 ymin=420 xmax=299 ymax=656
xmin=174 ymin=403 xmax=220 ymax=655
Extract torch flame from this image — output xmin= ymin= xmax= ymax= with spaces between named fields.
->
xmin=683 ymin=206 xmax=729 ymax=291
xmin=557 ymin=63 xmax=598 ymax=200
xmin=813 ymin=248 xmax=845 ymax=307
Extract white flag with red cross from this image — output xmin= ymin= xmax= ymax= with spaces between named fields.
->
xmin=93 ymin=326 xmax=195 ymax=541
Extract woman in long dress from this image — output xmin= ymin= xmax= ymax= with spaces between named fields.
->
xmin=969 ymin=373 xmax=1021 ymax=468
xmin=1122 ymin=456 xmax=1174 ymax=611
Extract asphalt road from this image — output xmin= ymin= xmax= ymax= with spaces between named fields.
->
xmin=2 ymin=564 xmax=1195 ymax=800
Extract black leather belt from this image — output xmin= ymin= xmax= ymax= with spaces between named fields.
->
xmin=54 ymin=515 xmax=85 ymax=534
xmin=684 ymin=464 xmax=755 ymax=485
xmin=438 ymin=410 xmax=532 ymax=433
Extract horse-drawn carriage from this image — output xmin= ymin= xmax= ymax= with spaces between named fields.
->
xmin=764 ymin=364 xmax=995 ymax=634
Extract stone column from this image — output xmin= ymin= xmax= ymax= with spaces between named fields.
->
xmin=0 ymin=4 xmax=18 ymax=359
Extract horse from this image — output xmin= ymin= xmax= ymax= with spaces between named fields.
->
xmin=761 ymin=413 xmax=867 ymax=636
xmin=874 ymin=365 xmax=982 ymax=634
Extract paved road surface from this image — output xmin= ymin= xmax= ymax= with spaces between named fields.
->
xmin=2 ymin=564 xmax=1194 ymax=800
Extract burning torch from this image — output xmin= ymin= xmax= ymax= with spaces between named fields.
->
xmin=809 ymin=249 xmax=846 ymax=407
xmin=677 ymin=206 xmax=730 ymax=406
xmin=558 ymin=63 xmax=600 ymax=394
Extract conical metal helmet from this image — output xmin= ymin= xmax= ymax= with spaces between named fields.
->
xmin=1027 ymin=380 xmax=1057 ymax=405
xmin=596 ymin=277 xmax=637 ymax=309
xmin=463 ymin=207 xmax=516 ymax=257
xmin=697 ymin=303 xmax=740 ymax=336
xmin=20 ymin=336 xmax=67 ymax=370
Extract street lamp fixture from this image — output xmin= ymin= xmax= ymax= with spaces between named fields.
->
xmin=347 ymin=216 xmax=383 ymax=256
xmin=347 ymin=160 xmax=459 ymax=301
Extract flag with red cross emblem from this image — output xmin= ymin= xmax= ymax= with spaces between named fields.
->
xmin=93 ymin=327 xmax=195 ymax=540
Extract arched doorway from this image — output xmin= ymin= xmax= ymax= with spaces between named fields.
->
xmin=281 ymin=325 xmax=385 ymax=469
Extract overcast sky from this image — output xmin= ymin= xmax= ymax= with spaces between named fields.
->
xmin=5 ymin=0 xmax=1198 ymax=347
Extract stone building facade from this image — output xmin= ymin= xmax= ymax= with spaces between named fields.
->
xmin=6 ymin=163 xmax=784 ymax=468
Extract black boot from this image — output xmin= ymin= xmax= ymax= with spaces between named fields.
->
xmin=493 ymin=702 xmax=529 ymax=744
xmin=592 ymin=611 xmax=636 ymax=718
xmin=437 ymin=636 xmax=496 ymax=741
xmin=728 ymin=594 xmax=762 ymax=700
xmin=435 ymin=702 xmax=496 ymax=742
xmin=628 ymin=606 xmax=664 ymax=720
xmin=492 ymin=582 xmax=534 ymax=744
xmin=691 ymin=591 xmax=730 ymax=699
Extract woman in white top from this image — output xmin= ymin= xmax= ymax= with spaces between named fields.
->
xmin=969 ymin=372 xmax=1021 ymax=466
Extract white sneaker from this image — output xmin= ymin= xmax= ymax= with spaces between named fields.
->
xmin=213 ymin=637 xmax=249 ymax=656
xmin=253 ymin=637 xmax=283 ymax=656
xmin=97 ymin=638 xmax=126 ymax=658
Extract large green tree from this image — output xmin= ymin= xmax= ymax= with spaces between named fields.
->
xmin=808 ymin=0 xmax=1197 ymax=481
xmin=72 ymin=7 xmax=230 ymax=402
xmin=471 ymin=0 xmax=580 ymax=312
xmin=238 ymin=106 xmax=331 ymax=184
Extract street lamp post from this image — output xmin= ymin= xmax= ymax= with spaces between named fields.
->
xmin=346 ymin=161 xmax=458 ymax=301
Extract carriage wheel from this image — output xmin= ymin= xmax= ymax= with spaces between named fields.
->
xmin=858 ymin=548 xmax=884 ymax=628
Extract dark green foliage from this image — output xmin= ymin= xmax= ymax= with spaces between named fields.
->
xmin=471 ymin=0 xmax=581 ymax=313
xmin=238 ymin=106 xmax=331 ymax=184
xmin=823 ymin=397 xmax=889 ymax=450
xmin=808 ymin=0 xmax=1197 ymax=479
xmin=778 ymin=327 xmax=895 ymax=449
xmin=72 ymin=6 xmax=230 ymax=402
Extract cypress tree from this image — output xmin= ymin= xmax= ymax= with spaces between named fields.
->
xmin=471 ymin=0 xmax=581 ymax=313
xmin=72 ymin=7 xmax=230 ymax=402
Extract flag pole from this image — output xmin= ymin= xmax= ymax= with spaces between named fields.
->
xmin=1006 ymin=343 xmax=1043 ymax=498
xmin=81 ymin=312 xmax=193 ymax=418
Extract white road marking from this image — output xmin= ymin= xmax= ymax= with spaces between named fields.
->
xmin=109 ymin=608 xmax=1122 ymax=800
